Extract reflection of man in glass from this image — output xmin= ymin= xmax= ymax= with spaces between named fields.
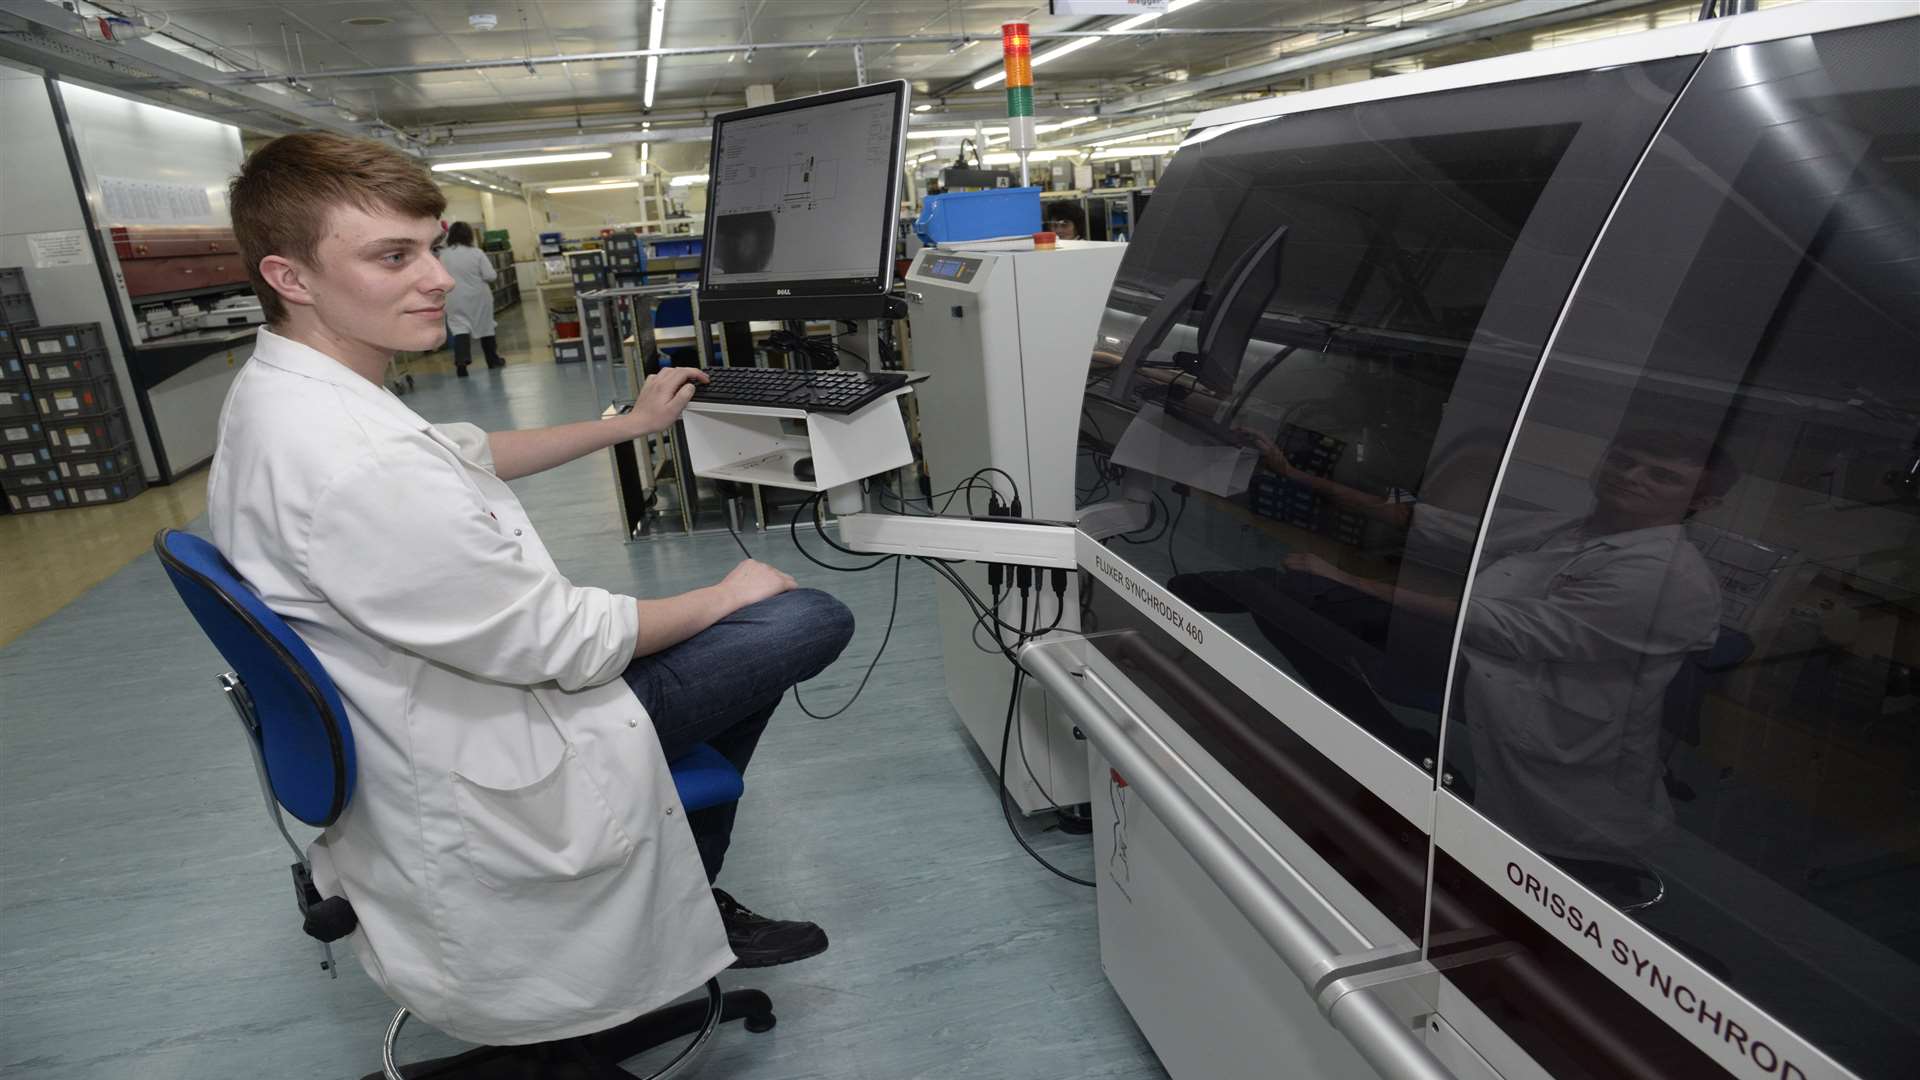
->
xmin=1280 ymin=429 xmax=1738 ymax=861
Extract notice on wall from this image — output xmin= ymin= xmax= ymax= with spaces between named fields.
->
xmin=99 ymin=175 xmax=216 ymax=224
xmin=28 ymin=230 xmax=92 ymax=269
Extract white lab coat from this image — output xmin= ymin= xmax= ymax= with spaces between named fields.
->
xmin=440 ymin=244 xmax=498 ymax=337
xmin=1445 ymin=510 xmax=1721 ymax=861
xmin=206 ymin=328 xmax=731 ymax=1045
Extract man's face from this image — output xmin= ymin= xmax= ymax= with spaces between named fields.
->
xmin=298 ymin=204 xmax=453 ymax=354
xmin=1048 ymin=216 xmax=1079 ymax=241
xmin=1593 ymin=445 xmax=1710 ymax=525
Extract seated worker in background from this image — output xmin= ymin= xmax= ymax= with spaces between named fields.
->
xmin=437 ymin=220 xmax=503 ymax=375
xmin=1047 ymin=201 xmax=1088 ymax=241
xmin=210 ymin=132 xmax=854 ymax=1053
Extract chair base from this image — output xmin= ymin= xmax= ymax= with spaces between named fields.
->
xmin=365 ymin=987 xmax=775 ymax=1079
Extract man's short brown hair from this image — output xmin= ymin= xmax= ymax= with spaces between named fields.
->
xmin=229 ymin=133 xmax=447 ymax=324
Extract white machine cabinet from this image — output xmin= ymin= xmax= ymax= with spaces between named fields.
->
xmin=904 ymin=240 xmax=1126 ymax=812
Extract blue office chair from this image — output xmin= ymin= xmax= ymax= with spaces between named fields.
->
xmin=652 ymin=296 xmax=701 ymax=368
xmin=154 ymin=528 xmax=773 ymax=1080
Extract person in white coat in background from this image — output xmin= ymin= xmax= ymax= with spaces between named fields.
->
xmin=439 ymin=220 xmax=503 ymax=375
xmin=208 ymin=132 xmax=852 ymax=1063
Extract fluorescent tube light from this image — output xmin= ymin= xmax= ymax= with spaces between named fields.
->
xmin=1089 ymin=144 xmax=1178 ymax=160
xmin=432 ymin=151 xmax=612 ymax=171
xmin=644 ymin=0 xmax=667 ymax=108
xmin=547 ymin=181 xmax=641 ymax=193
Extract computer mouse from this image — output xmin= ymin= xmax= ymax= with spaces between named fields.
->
xmin=793 ymin=456 xmax=815 ymax=482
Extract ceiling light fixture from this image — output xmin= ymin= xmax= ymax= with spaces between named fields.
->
xmin=981 ymin=150 xmax=1074 ymax=164
xmin=1035 ymin=116 xmax=1095 ymax=134
xmin=908 ymin=127 xmax=1007 ymax=139
xmin=669 ymin=173 xmax=708 ymax=187
xmin=432 ymin=151 xmax=612 ymax=171
xmin=1089 ymin=144 xmax=1178 ymax=160
xmin=973 ymin=0 xmax=1204 ymax=89
xmin=644 ymin=0 xmax=667 ymax=109
xmin=913 ymin=103 xmax=932 ymax=112
xmin=547 ymin=181 xmax=642 ymax=193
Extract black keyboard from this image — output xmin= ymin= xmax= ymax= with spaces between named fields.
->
xmin=689 ymin=366 xmax=908 ymax=414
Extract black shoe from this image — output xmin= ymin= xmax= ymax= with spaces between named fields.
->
xmin=455 ymin=363 xmax=470 ymax=378
xmin=713 ymin=888 xmax=828 ymax=969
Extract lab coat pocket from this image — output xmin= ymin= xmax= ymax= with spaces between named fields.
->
xmin=451 ymin=744 xmax=636 ymax=891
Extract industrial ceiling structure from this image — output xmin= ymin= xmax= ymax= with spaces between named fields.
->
xmin=0 ymin=0 xmax=1774 ymax=197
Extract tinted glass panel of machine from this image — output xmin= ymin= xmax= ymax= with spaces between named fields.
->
xmin=1078 ymin=59 xmax=1694 ymax=774
xmin=1437 ymin=22 xmax=1920 ymax=1077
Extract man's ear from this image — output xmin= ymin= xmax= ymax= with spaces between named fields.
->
xmin=258 ymin=254 xmax=316 ymax=311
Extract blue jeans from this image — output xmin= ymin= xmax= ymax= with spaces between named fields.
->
xmin=621 ymin=588 xmax=854 ymax=882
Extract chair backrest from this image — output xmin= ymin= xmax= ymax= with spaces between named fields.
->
xmin=655 ymin=296 xmax=693 ymax=329
xmin=154 ymin=529 xmax=356 ymax=828
xmin=1662 ymin=626 xmax=1755 ymax=746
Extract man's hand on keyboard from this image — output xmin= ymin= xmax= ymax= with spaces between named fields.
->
xmin=628 ymin=367 xmax=710 ymax=435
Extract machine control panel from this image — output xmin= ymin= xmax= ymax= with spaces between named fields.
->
xmin=915 ymin=252 xmax=983 ymax=284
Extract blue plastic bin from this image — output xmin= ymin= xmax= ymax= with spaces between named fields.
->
xmin=915 ymin=187 xmax=1043 ymax=245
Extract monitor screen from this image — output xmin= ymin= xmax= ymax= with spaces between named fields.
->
xmin=699 ymin=81 xmax=909 ymax=305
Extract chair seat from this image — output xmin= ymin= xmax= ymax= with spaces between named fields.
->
xmin=668 ymin=744 xmax=744 ymax=813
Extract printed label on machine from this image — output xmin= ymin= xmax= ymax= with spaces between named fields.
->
xmin=1439 ymin=804 xmax=1848 ymax=1080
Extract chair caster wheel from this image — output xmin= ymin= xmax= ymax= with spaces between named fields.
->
xmin=405 ymin=374 xmax=416 ymax=390
xmin=745 ymin=1013 xmax=776 ymax=1034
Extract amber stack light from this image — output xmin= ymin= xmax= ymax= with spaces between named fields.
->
xmin=1001 ymin=22 xmax=1036 ymax=184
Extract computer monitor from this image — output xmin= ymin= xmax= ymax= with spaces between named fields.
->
xmin=697 ymin=80 xmax=911 ymax=321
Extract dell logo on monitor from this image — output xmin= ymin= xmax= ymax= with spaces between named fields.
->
xmin=776 ymin=288 xmax=792 ymax=295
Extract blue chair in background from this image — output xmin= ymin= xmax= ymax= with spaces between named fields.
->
xmin=651 ymin=296 xmax=701 ymax=369
xmin=154 ymin=528 xmax=774 ymax=1080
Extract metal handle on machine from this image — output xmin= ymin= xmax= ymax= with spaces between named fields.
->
xmin=1022 ymin=644 xmax=1457 ymax=1080
xmin=905 ymin=289 xmax=926 ymax=305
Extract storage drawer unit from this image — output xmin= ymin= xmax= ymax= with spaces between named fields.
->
xmin=0 ymin=443 xmax=54 ymax=474
xmin=34 ymin=376 xmax=123 ymax=421
xmin=65 ymin=467 xmax=146 ymax=507
xmin=23 ymin=351 xmax=113 ymax=384
xmin=7 ymin=487 xmax=70 ymax=513
xmin=0 ymin=326 xmax=20 ymax=365
xmin=57 ymin=445 xmax=140 ymax=480
xmin=43 ymin=414 xmax=134 ymax=457
xmin=1 ymin=418 xmax=45 ymax=448
xmin=0 ymin=382 xmax=36 ymax=421
xmin=1 ymin=291 xmax=36 ymax=331
xmin=0 ymin=266 xmax=35 ymax=330
xmin=19 ymin=323 xmax=107 ymax=359
xmin=0 ymin=466 xmax=62 ymax=494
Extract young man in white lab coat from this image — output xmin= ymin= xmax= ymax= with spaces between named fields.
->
xmin=209 ymin=133 xmax=854 ymax=1055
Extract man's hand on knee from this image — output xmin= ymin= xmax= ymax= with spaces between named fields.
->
xmin=720 ymin=559 xmax=797 ymax=611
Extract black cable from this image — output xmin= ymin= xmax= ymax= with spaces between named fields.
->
xmin=792 ymin=554 xmax=902 ymax=719
xmin=873 ymin=475 xmax=997 ymax=518
xmin=995 ymin=636 xmax=1095 ymax=888
xmin=724 ymin=516 xmax=754 ymax=560
xmin=788 ymin=493 xmax=892 ymax=572
xmin=971 ymin=466 xmax=1021 ymax=505
xmin=916 ymin=557 xmax=1031 ymax=669
xmin=1115 ymin=492 xmax=1171 ymax=544
xmin=1167 ymin=487 xmax=1189 ymax=576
